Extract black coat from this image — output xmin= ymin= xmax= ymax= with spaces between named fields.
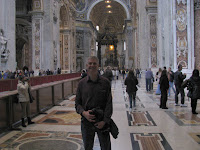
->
xmin=174 ymin=71 xmax=186 ymax=86
xmin=159 ymin=74 xmax=169 ymax=91
xmin=124 ymin=76 xmax=138 ymax=94
xmin=103 ymin=69 xmax=113 ymax=81
xmin=188 ymin=76 xmax=200 ymax=99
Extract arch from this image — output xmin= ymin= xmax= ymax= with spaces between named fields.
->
xmin=87 ymin=0 xmax=130 ymax=20
xmin=16 ymin=18 xmax=31 ymax=26
xmin=60 ymin=5 xmax=70 ymax=29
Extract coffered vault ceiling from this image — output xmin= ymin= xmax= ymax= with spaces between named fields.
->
xmin=89 ymin=1 xmax=127 ymax=33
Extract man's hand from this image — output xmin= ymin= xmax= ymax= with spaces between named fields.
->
xmin=82 ymin=110 xmax=96 ymax=122
xmin=94 ymin=121 xmax=105 ymax=129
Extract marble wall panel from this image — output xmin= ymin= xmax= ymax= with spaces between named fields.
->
xmin=150 ymin=15 xmax=157 ymax=68
xmin=176 ymin=1 xmax=188 ymax=68
xmin=194 ymin=5 xmax=200 ymax=70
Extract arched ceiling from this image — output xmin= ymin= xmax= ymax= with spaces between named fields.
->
xmin=89 ymin=1 xmax=127 ymax=33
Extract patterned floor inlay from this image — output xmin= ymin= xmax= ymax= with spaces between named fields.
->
xmin=189 ymin=133 xmax=200 ymax=144
xmin=149 ymin=95 xmax=175 ymax=102
xmin=123 ymin=92 xmax=141 ymax=102
xmin=130 ymin=133 xmax=172 ymax=150
xmin=127 ymin=111 xmax=156 ymax=126
xmin=166 ymin=111 xmax=200 ymax=126
xmin=62 ymin=103 xmax=75 ymax=108
xmin=0 ymin=131 xmax=84 ymax=150
xmin=125 ymin=103 xmax=145 ymax=109
xmin=36 ymin=110 xmax=81 ymax=125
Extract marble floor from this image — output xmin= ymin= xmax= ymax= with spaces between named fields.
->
xmin=0 ymin=76 xmax=200 ymax=150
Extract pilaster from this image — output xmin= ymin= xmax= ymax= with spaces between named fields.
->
xmin=173 ymin=0 xmax=194 ymax=74
xmin=194 ymin=0 xmax=200 ymax=70
xmin=146 ymin=4 xmax=157 ymax=68
xmin=31 ymin=11 xmax=44 ymax=73
xmin=125 ymin=27 xmax=133 ymax=69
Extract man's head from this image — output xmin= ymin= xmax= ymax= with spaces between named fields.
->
xmin=178 ymin=64 xmax=182 ymax=71
xmin=192 ymin=69 xmax=199 ymax=77
xmin=86 ymin=56 xmax=99 ymax=75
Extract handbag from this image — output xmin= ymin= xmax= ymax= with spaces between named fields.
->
xmin=110 ymin=119 xmax=119 ymax=139
xmin=187 ymin=90 xmax=192 ymax=98
xmin=13 ymin=94 xmax=19 ymax=103
xmin=28 ymin=88 xmax=34 ymax=103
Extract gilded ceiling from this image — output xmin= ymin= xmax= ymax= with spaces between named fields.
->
xmin=89 ymin=1 xmax=127 ymax=33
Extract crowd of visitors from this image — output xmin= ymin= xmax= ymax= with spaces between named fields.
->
xmin=80 ymin=64 xmax=200 ymax=115
xmin=0 ymin=67 xmax=62 ymax=80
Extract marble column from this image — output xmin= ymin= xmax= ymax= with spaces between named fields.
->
xmin=194 ymin=0 xmax=200 ymax=70
xmin=28 ymin=26 xmax=33 ymax=69
xmin=97 ymin=42 xmax=101 ymax=67
xmin=83 ymin=30 xmax=91 ymax=67
xmin=0 ymin=0 xmax=16 ymax=71
xmin=125 ymin=27 xmax=133 ymax=69
xmin=146 ymin=4 xmax=157 ymax=69
xmin=114 ymin=42 xmax=118 ymax=67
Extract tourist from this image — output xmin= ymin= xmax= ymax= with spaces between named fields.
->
xmin=17 ymin=74 xmax=35 ymax=127
xmin=182 ymin=69 xmax=200 ymax=114
xmin=155 ymin=68 xmax=162 ymax=95
xmin=124 ymin=70 xmax=138 ymax=111
xmin=167 ymin=67 xmax=175 ymax=96
xmin=174 ymin=64 xmax=187 ymax=107
xmin=159 ymin=70 xmax=169 ymax=109
xmin=75 ymin=56 xmax=112 ymax=150
xmin=145 ymin=68 xmax=154 ymax=92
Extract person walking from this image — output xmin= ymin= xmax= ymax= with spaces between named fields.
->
xmin=112 ymin=68 xmax=116 ymax=80
xmin=145 ymin=68 xmax=154 ymax=92
xmin=116 ymin=69 xmax=119 ymax=80
xmin=155 ymin=68 xmax=162 ymax=95
xmin=182 ymin=69 xmax=200 ymax=114
xmin=75 ymin=56 xmax=113 ymax=150
xmin=122 ymin=69 xmax=125 ymax=79
xmin=159 ymin=70 xmax=169 ymax=109
xmin=168 ymin=67 xmax=175 ymax=96
xmin=174 ymin=64 xmax=187 ymax=106
xmin=17 ymin=75 xmax=35 ymax=127
xmin=124 ymin=70 xmax=138 ymax=111
xmin=103 ymin=66 xmax=113 ymax=82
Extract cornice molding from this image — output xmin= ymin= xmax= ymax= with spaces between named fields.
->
xmin=146 ymin=6 xmax=157 ymax=14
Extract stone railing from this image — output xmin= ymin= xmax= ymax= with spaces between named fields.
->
xmin=0 ymin=76 xmax=80 ymax=133
xmin=0 ymin=73 xmax=80 ymax=92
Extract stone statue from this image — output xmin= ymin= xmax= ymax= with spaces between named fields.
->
xmin=0 ymin=29 xmax=8 ymax=53
xmin=0 ymin=29 xmax=10 ymax=61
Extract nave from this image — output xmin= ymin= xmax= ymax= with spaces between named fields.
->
xmin=0 ymin=76 xmax=200 ymax=150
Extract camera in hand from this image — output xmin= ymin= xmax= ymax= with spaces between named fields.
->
xmin=89 ymin=107 xmax=110 ymax=134
xmin=89 ymin=107 xmax=104 ymax=123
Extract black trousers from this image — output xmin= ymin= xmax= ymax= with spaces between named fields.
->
xmin=175 ymin=85 xmax=185 ymax=104
xmin=191 ymin=99 xmax=198 ymax=113
xmin=160 ymin=90 xmax=167 ymax=108
xmin=81 ymin=119 xmax=111 ymax=150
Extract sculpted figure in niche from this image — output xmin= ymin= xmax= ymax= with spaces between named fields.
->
xmin=0 ymin=29 xmax=10 ymax=60
xmin=0 ymin=29 xmax=9 ymax=54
